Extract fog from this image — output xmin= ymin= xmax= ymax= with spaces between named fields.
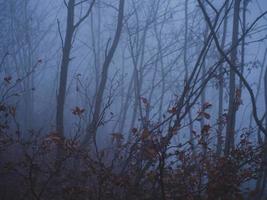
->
xmin=1 ymin=0 xmax=267 ymax=199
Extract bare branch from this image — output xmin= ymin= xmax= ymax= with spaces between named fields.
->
xmin=197 ymin=0 xmax=267 ymax=136
xmin=57 ymin=19 xmax=64 ymax=50
xmin=74 ymin=0 xmax=96 ymax=29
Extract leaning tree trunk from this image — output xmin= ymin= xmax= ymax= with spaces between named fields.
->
xmin=249 ymin=49 xmax=267 ymax=129
xmin=82 ymin=0 xmax=125 ymax=146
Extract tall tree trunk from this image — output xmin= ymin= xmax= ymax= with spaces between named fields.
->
xmin=82 ymin=0 xmax=125 ymax=146
xmin=56 ymin=0 xmax=95 ymax=137
xmin=127 ymin=11 xmax=149 ymax=130
xmin=184 ymin=0 xmax=195 ymax=153
xmin=224 ymin=0 xmax=241 ymax=155
xmin=255 ymin=58 xmax=267 ymax=200
xmin=23 ymin=0 xmax=34 ymax=133
xmin=112 ymin=48 xmax=126 ymax=133
xmin=118 ymin=73 xmax=134 ymax=134
xmin=249 ymin=49 xmax=267 ymax=129
xmin=217 ymin=0 xmax=229 ymax=156
xmin=201 ymin=25 xmax=208 ymax=156
xmin=238 ymin=0 xmax=249 ymax=93
xmin=56 ymin=0 xmax=75 ymax=137
xmin=257 ymin=57 xmax=267 ymax=199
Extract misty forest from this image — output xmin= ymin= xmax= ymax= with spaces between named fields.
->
xmin=1 ymin=0 xmax=267 ymax=199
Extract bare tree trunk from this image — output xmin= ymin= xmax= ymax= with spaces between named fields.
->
xmin=7 ymin=0 xmax=35 ymax=136
xmin=199 ymin=23 xmax=210 ymax=156
xmin=257 ymin=57 xmax=267 ymax=199
xmin=184 ymin=0 xmax=195 ymax=153
xmin=238 ymin=0 xmax=249 ymax=93
xmin=255 ymin=59 xmax=267 ymax=200
xmin=127 ymin=9 xmax=149 ymax=130
xmin=56 ymin=0 xmax=95 ymax=137
xmin=90 ymin=3 xmax=101 ymax=97
xmin=112 ymin=48 xmax=126 ymax=133
xmin=82 ymin=0 xmax=125 ymax=146
xmin=224 ymin=0 xmax=241 ymax=155
xmin=23 ymin=0 xmax=34 ymax=133
xmin=118 ymin=73 xmax=134 ymax=134
xmin=217 ymin=0 xmax=229 ymax=156
xmin=249 ymin=49 xmax=267 ymax=129
xmin=56 ymin=0 xmax=75 ymax=137
xmin=151 ymin=0 xmax=167 ymax=124
xmin=156 ymin=25 xmax=166 ymax=125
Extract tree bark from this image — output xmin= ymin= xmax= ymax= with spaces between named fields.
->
xmin=56 ymin=0 xmax=95 ymax=137
xmin=217 ymin=0 xmax=229 ymax=156
xmin=56 ymin=0 xmax=75 ymax=137
xmin=224 ymin=0 xmax=241 ymax=155
xmin=82 ymin=0 xmax=125 ymax=146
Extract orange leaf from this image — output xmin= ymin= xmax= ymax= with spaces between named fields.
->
xmin=168 ymin=107 xmax=177 ymax=114
xmin=72 ymin=106 xmax=85 ymax=117
xmin=141 ymin=128 xmax=150 ymax=141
